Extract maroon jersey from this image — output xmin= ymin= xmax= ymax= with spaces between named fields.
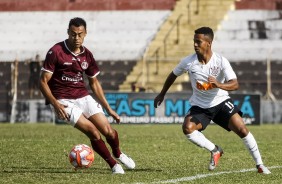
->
xmin=42 ymin=40 xmax=100 ymax=99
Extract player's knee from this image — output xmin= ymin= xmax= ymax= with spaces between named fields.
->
xmin=107 ymin=129 xmax=116 ymax=139
xmin=239 ymin=126 xmax=249 ymax=138
xmin=182 ymin=118 xmax=196 ymax=134
xmin=233 ymin=124 xmax=249 ymax=138
xmin=102 ymin=126 xmax=115 ymax=139
xmin=87 ymin=129 xmax=101 ymax=140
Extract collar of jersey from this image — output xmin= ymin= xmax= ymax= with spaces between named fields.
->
xmin=64 ymin=40 xmax=85 ymax=56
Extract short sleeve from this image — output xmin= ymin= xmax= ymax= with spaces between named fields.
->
xmin=85 ymin=51 xmax=100 ymax=78
xmin=222 ymin=57 xmax=237 ymax=81
xmin=42 ymin=49 xmax=57 ymax=73
xmin=173 ymin=58 xmax=188 ymax=76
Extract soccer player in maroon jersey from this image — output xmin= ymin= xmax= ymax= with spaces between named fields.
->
xmin=39 ymin=17 xmax=135 ymax=174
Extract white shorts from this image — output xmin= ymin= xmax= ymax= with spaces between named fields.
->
xmin=52 ymin=95 xmax=104 ymax=126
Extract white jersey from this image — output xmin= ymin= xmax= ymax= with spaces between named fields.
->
xmin=173 ymin=52 xmax=237 ymax=108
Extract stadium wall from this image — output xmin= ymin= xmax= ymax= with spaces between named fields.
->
xmin=0 ymin=0 xmax=176 ymax=11
xmin=235 ymin=0 xmax=282 ymax=10
xmin=0 ymin=0 xmax=176 ymax=123
xmin=1 ymin=0 xmax=281 ymax=123
xmin=3 ymin=93 xmax=282 ymax=124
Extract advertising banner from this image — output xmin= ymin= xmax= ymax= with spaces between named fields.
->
xmin=14 ymin=93 xmax=260 ymax=125
xmin=105 ymin=92 xmax=261 ymax=125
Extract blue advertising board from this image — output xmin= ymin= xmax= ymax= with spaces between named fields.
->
xmin=16 ymin=93 xmax=260 ymax=124
xmin=105 ymin=92 xmax=261 ymax=125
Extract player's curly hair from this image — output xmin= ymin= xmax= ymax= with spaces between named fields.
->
xmin=195 ymin=27 xmax=214 ymax=41
xmin=69 ymin=17 xmax=87 ymax=30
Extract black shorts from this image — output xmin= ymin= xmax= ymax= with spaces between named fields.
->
xmin=186 ymin=98 xmax=243 ymax=131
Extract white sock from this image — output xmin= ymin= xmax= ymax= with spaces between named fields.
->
xmin=242 ymin=132 xmax=263 ymax=166
xmin=186 ymin=130 xmax=216 ymax=151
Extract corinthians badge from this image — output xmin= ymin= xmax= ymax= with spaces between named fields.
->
xmin=209 ymin=66 xmax=219 ymax=76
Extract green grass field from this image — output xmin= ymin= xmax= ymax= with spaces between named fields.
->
xmin=0 ymin=123 xmax=281 ymax=184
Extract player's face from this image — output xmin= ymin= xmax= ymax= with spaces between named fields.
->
xmin=67 ymin=25 xmax=87 ymax=49
xmin=193 ymin=34 xmax=211 ymax=56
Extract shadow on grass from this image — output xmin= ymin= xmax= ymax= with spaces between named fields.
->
xmin=1 ymin=166 xmax=107 ymax=174
xmin=1 ymin=166 xmax=163 ymax=174
xmin=125 ymin=168 xmax=163 ymax=172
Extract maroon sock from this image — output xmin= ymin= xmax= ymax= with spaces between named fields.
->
xmin=106 ymin=130 xmax=122 ymax=158
xmin=90 ymin=139 xmax=117 ymax=168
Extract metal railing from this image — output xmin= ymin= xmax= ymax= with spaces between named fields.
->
xmin=163 ymin=14 xmax=183 ymax=57
xmin=264 ymin=50 xmax=276 ymax=101
xmin=151 ymin=47 xmax=160 ymax=75
xmin=187 ymin=0 xmax=199 ymax=24
xmin=140 ymin=0 xmax=201 ymax=85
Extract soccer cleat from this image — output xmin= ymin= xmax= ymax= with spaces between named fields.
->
xmin=116 ymin=152 xmax=136 ymax=169
xmin=112 ymin=163 xmax=125 ymax=174
xmin=257 ymin=164 xmax=271 ymax=174
xmin=209 ymin=145 xmax=224 ymax=171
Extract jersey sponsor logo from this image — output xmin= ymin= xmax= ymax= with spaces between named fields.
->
xmin=63 ymin=62 xmax=72 ymax=65
xmin=196 ymin=81 xmax=213 ymax=90
xmin=81 ymin=61 xmax=88 ymax=70
xmin=61 ymin=74 xmax=83 ymax=84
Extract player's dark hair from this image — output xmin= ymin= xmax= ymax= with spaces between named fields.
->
xmin=194 ymin=27 xmax=214 ymax=41
xmin=69 ymin=17 xmax=87 ymax=30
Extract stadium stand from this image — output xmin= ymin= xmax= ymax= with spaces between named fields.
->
xmin=120 ymin=0 xmax=282 ymax=101
xmin=0 ymin=0 xmax=176 ymax=122
xmin=0 ymin=0 xmax=176 ymax=11
xmin=120 ymin=0 xmax=235 ymax=92
xmin=211 ymin=0 xmax=282 ymax=99
xmin=0 ymin=11 xmax=170 ymax=61
xmin=0 ymin=0 xmax=282 ymax=122
xmin=213 ymin=10 xmax=282 ymax=61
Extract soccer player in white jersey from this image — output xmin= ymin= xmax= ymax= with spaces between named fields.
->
xmin=39 ymin=17 xmax=135 ymax=174
xmin=154 ymin=27 xmax=270 ymax=174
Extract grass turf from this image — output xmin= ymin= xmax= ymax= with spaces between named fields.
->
xmin=0 ymin=123 xmax=281 ymax=184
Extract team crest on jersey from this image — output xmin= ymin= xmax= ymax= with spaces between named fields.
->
xmin=209 ymin=66 xmax=220 ymax=76
xmin=81 ymin=61 xmax=88 ymax=69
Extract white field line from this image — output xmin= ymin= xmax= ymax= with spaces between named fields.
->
xmin=133 ymin=166 xmax=282 ymax=184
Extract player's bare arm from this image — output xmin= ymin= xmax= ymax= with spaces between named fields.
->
xmin=39 ymin=71 xmax=69 ymax=121
xmin=208 ymin=76 xmax=239 ymax=91
xmin=154 ymin=72 xmax=177 ymax=108
xmin=88 ymin=76 xmax=120 ymax=123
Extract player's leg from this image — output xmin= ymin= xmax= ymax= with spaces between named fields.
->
xmin=183 ymin=106 xmax=218 ymax=151
xmin=183 ymin=116 xmax=216 ymax=151
xmin=88 ymin=113 xmax=135 ymax=170
xmin=81 ymin=95 xmax=135 ymax=170
xmin=88 ymin=114 xmax=120 ymax=156
xmin=182 ymin=108 xmax=223 ymax=170
xmin=59 ymin=98 xmax=124 ymax=174
xmin=74 ymin=114 xmax=124 ymax=174
xmin=228 ymin=114 xmax=271 ymax=174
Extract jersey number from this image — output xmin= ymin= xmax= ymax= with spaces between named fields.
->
xmin=225 ymin=101 xmax=234 ymax=113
